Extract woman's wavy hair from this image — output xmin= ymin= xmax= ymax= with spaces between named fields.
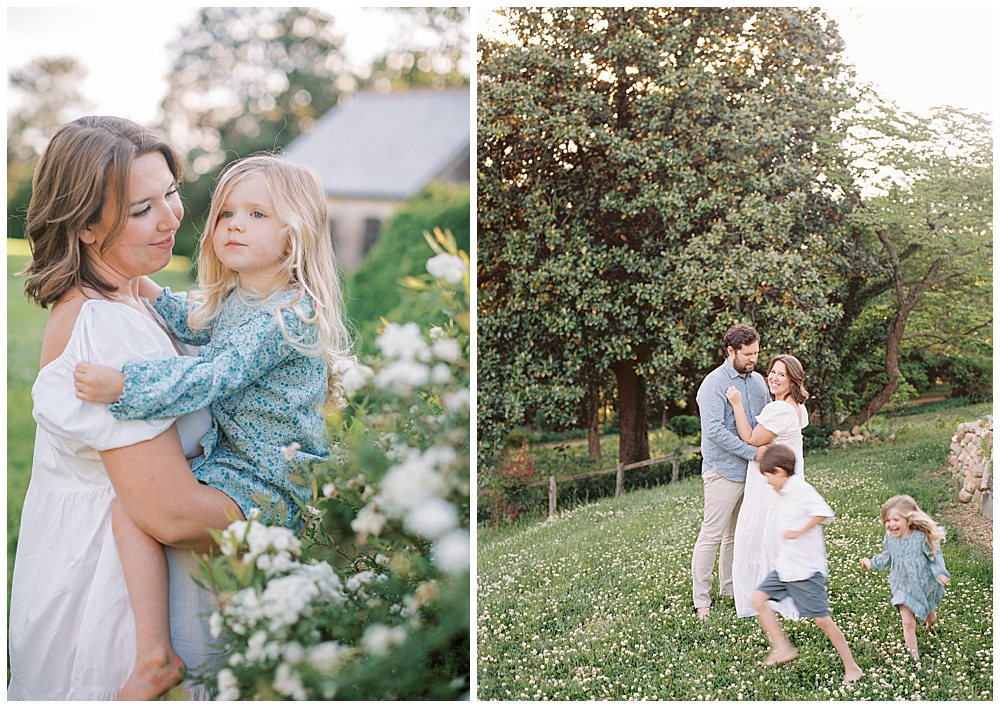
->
xmin=20 ymin=116 xmax=184 ymax=308
xmin=767 ymin=354 xmax=808 ymax=404
xmin=880 ymin=494 xmax=946 ymax=559
xmin=189 ymin=154 xmax=352 ymax=399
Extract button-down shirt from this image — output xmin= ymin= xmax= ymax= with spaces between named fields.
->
xmin=696 ymin=360 xmax=770 ymax=483
xmin=774 ymin=474 xmax=835 ymax=582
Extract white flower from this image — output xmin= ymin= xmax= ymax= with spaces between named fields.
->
xmin=375 ymin=360 xmax=430 ymax=389
xmin=307 ymin=641 xmax=349 ymax=672
xmin=246 ymin=630 xmax=270 ymax=662
xmin=334 ymin=359 xmax=374 ymax=397
xmin=376 ymin=322 xmax=431 ymax=362
xmin=375 ymin=553 xmax=391 ymax=565
xmin=256 ymin=550 xmax=300 ymax=575
xmin=378 ymin=446 xmax=455 ymax=514
xmin=429 ymin=326 xmax=445 ymax=340
xmin=431 ymin=337 xmax=461 ymax=363
xmin=405 ymin=497 xmax=459 ymax=539
xmin=209 ymin=611 xmax=224 ymax=639
xmin=426 ymin=253 xmax=466 ymax=283
xmin=322 ymin=482 xmax=337 ymax=499
xmin=280 ymin=441 xmax=301 ymax=461
xmin=431 ymin=528 xmax=470 ymax=575
xmin=430 ymin=363 xmax=452 ymax=384
xmin=351 ymin=505 xmax=387 ymax=538
xmin=443 ymin=388 xmax=470 ymax=413
xmin=228 ymin=652 xmax=243 ymax=667
xmin=361 ymin=624 xmax=407 ymax=656
xmin=282 ymin=641 xmax=304 ymax=664
xmin=216 ymin=668 xmax=239 ymax=701
xmin=346 ymin=569 xmax=375 ymax=594
xmin=274 ymin=662 xmax=308 ymax=700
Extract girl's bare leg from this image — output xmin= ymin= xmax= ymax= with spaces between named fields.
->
xmin=925 ymin=609 xmax=937 ymax=632
xmin=112 ymin=500 xmax=186 ymax=700
xmin=813 ymin=615 xmax=864 ymax=684
xmin=898 ymin=605 xmax=920 ymax=659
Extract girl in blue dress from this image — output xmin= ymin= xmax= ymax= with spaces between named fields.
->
xmin=74 ymin=154 xmax=352 ymax=698
xmin=861 ymin=494 xmax=950 ymax=660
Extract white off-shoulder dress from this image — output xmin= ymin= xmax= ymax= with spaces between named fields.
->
xmin=732 ymin=400 xmax=808 ymax=619
xmin=7 ymin=299 xmax=218 ymax=700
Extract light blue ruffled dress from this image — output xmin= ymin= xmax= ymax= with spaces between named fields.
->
xmin=109 ymin=287 xmax=329 ymax=527
xmin=869 ymin=529 xmax=949 ymax=621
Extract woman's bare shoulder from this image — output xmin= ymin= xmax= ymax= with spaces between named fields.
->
xmin=39 ymin=290 xmax=87 ymax=368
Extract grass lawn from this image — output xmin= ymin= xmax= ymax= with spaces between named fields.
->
xmin=6 ymin=245 xmax=196 ymax=604
xmin=477 ymin=402 xmax=993 ymax=701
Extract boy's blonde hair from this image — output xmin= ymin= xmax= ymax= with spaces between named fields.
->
xmin=880 ymin=495 xmax=946 ymax=559
xmin=190 ymin=154 xmax=352 ymax=398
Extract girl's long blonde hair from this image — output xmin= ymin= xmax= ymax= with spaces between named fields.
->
xmin=189 ymin=154 xmax=352 ymax=398
xmin=880 ymin=495 xmax=947 ymax=559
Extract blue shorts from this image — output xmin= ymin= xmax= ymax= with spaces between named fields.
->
xmin=756 ymin=570 xmax=830 ymax=618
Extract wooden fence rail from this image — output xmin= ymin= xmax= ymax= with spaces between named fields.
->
xmin=478 ymin=446 xmax=701 ymax=518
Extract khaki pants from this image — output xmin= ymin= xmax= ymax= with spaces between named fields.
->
xmin=691 ymin=469 xmax=744 ymax=609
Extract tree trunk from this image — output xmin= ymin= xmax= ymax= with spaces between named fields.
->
xmin=586 ymin=381 xmax=602 ymax=458
xmin=613 ymin=361 xmax=649 ymax=464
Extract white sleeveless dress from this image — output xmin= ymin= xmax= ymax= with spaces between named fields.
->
xmin=8 ymin=299 xmax=217 ymax=700
xmin=732 ymin=400 xmax=808 ymax=619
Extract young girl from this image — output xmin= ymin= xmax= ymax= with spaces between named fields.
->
xmin=74 ymin=154 xmax=351 ymax=698
xmin=861 ymin=494 xmax=950 ymax=660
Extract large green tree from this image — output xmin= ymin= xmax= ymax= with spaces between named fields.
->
xmin=833 ymin=102 xmax=993 ymax=423
xmin=478 ymin=7 xmax=852 ymax=465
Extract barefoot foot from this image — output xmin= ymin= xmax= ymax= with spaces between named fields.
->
xmin=696 ymin=607 xmax=711 ymax=620
xmin=843 ymin=667 xmax=864 ymax=685
xmin=117 ymin=651 xmax=187 ymax=701
xmin=763 ymin=649 xmax=798 ymax=666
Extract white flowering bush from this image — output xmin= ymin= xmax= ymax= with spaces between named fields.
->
xmin=196 ymin=230 xmax=469 ymax=700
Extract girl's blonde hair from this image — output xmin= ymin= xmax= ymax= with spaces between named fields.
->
xmin=880 ymin=495 xmax=946 ymax=559
xmin=189 ymin=154 xmax=352 ymax=398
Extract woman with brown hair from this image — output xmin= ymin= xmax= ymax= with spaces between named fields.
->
xmin=724 ymin=354 xmax=810 ymax=619
xmin=7 ymin=116 xmax=243 ymax=700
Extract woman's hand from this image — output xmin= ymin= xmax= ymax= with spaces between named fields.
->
xmin=74 ymin=361 xmax=126 ymax=404
xmin=861 ymin=558 xmax=872 ymax=570
xmin=936 ymin=574 xmax=950 ymax=586
xmin=725 ymin=386 xmax=742 ymax=406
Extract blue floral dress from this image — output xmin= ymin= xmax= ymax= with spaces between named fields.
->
xmin=109 ymin=287 xmax=329 ymax=527
xmin=869 ymin=530 xmax=949 ymax=621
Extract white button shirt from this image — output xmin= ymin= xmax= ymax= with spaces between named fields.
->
xmin=773 ymin=473 xmax=835 ymax=582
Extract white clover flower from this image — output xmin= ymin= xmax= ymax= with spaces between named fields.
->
xmin=426 ymin=253 xmax=466 ymax=283
xmin=274 ymin=663 xmax=307 ymax=700
xmin=431 ymin=528 xmax=470 ymax=575
xmin=351 ymin=505 xmax=387 ymax=538
xmin=280 ymin=441 xmax=301 ymax=461
xmin=376 ymin=322 xmax=431 ymax=362
xmin=375 ymin=360 xmax=431 ymax=389
xmin=430 ymin=363 xmax=452 ymax=384
xmin=308 ymin=641 xmax=349 ymax=672
xmin=405 ymin=497 xmax=459 ymax=540
xmin=431 ymin=337 xmax=461 ymax=363
xmin=209 ymin=611 xmax=224 ymax=639
xmin=361 ymin=624 xmax=407 ymax=656
xmin=334 ymin=359 xmax=375 ymax=397
xmin=322 ymin=482 xmax=337 ymax=499
xmin=443 ymin=388 xmax=470 ymax=413
xmin=216 ymin=668 xmax=239 ymax=701
xmin=429 ymin=326 xmax=445 ymax=340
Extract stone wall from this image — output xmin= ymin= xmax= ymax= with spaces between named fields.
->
xmin=949 ymin=416 xmax=992 ymax=518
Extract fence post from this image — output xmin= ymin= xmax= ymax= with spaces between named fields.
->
xmin=615 ymin=462 xmax=623 ymax=496
xmin=548 ymin=475 xmax=557 ymax=517
xmin=671 ymin=454 xmax=680 ymax=484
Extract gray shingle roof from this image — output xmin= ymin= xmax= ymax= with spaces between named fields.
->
xmin=282 ymin=87 xmax=470 ymax=200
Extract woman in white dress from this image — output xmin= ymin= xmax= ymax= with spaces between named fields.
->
xmin=8 ymin=117 xmax=243 ymax=700
xmin=726 ymin=354 xmax=809 ymax=619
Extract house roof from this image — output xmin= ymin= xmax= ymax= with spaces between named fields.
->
xmin=282 ymin=87 xmax=470 ymax=201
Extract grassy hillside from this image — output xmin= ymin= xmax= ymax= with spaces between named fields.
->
xmin=478 ymin=403 xmax=993 ymax=701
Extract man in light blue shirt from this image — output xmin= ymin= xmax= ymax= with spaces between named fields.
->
xmin=691 ymin=324 xmax=771 ymax=618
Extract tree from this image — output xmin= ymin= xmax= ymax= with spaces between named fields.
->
xmin=834 ymin=102 xmax=993 ymax=424
xmin=478 ymin=7 xmax=852 ymax=466
xmin=368 ymin=7 xmax=470 ymax=92
xmin=7 ymin=57 xmax=93 ymax=238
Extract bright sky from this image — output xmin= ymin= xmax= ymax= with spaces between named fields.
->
xmin=6 ymin=6 xmax=419 ymax=126
xmin=478 ymin=6 xmax=994 ymax=119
